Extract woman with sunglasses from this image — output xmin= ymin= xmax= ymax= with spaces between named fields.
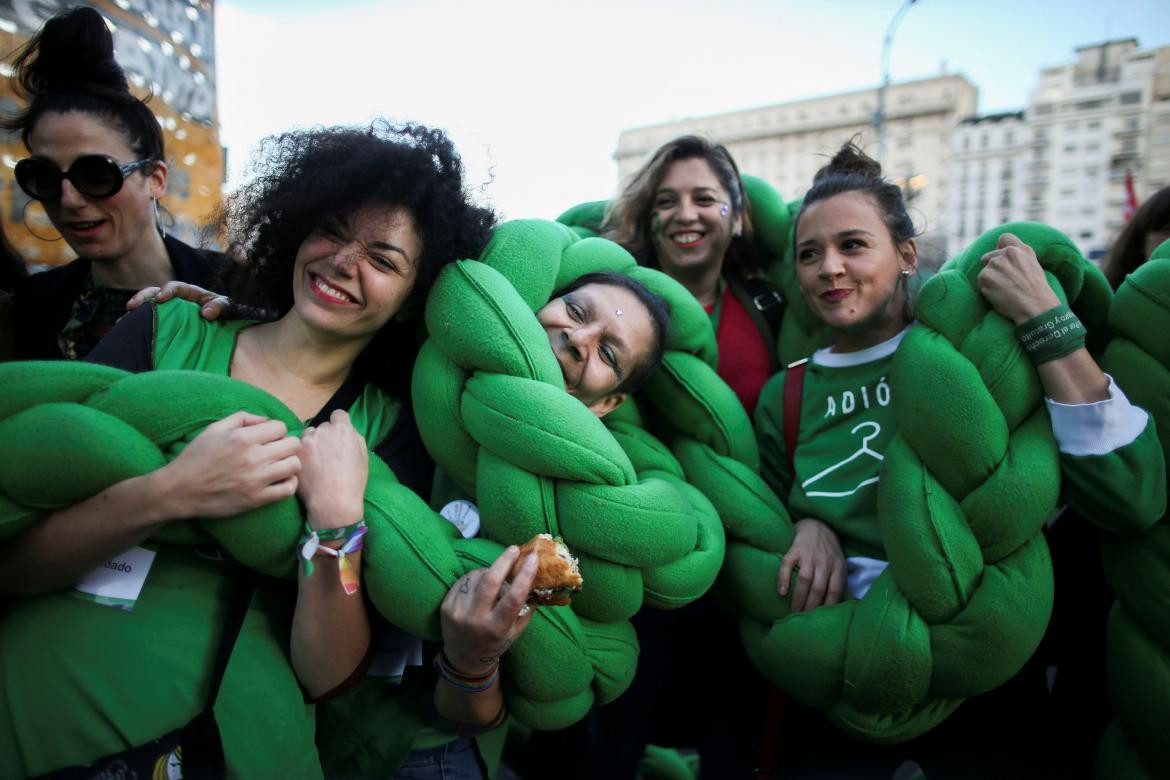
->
xmin=3 ymin=6 xmax=219 ymax=360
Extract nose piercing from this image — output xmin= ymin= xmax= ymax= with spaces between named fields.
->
xmin=720 ymin=204 xmax=729 ymax=217
xmin=615 ymin=308 xmax=624 ymax=317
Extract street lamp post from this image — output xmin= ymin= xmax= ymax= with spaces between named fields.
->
xmin=873 ymin=0 xmax=920 ymax=160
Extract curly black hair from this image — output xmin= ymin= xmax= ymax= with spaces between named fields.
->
xmin=221 ymin=120 xmax=496 ymax=398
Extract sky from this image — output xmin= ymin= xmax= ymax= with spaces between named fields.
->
xmin=214 ymin=0 xmax=1170 ymax=221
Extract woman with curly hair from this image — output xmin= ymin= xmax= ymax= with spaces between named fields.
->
xmin=0 ymin=120 xmax=517 ymax=779
xmin=4 ymin=6 xmax=220 ymax=360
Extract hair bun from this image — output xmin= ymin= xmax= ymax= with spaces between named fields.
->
xmin=813 ymin=140 xmax=884 ymax=184
xmin=14 ymin=7 xmax=129 ymax=99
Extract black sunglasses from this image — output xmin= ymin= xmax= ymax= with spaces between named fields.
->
xmin=14 ymin=154 xmax=154 ymax=201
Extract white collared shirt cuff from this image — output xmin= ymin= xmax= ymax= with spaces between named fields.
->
xmin=1046 ymin=374 xmax=1149 ymax=456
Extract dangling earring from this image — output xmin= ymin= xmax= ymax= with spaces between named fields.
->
xmin=21 ymin=200 xmax=63 ymax=242
xmin=154 ymin=198 xmax=166 ymax=239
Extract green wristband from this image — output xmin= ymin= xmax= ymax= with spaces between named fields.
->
xmin=1013 ymin=303 xmax=1086 ymax=365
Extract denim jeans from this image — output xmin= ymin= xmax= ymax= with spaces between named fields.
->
xmin=392 ymin=736 xmax=484 ymax=780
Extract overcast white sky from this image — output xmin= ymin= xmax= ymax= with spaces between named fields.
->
xmin=214 ymin=0 xmax=1170 ymax=221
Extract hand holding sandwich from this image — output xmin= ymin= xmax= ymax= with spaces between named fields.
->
xmin=440 ymin=545 xmax=539 ymax=678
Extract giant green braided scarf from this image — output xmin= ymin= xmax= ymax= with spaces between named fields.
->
xmin=698 ymin=223 xmax=1120 ymax=742
xmin=1095 ymin=245 xmax=1170 ymax=779
xmin=0 ymin=358 xmax=638 ymax=731
xmin=412 ymin=219 xmax=737 ymax=726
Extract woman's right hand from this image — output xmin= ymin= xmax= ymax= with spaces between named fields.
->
xmin=127 ymin=280 xmax=231 ymax=321
xmin=156 ymin=411 xmax=301 ymax=520
xmin=778 ymin=517 xmax=845 ymax=612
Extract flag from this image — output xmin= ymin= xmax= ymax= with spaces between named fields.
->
xmin=1124 ymin=170 xmax=1139 ymax=221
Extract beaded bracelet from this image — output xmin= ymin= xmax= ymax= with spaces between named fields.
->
xmin=298 ymin=519 xmax=367 ymax=595
xmin=1014 ymin=303 xmax=1087 ymax=365
xmin=433 ymin=650 xmax=500 ymax=692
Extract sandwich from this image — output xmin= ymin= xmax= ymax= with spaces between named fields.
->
xmin=510 ymin=533 xmax=583 ymax=606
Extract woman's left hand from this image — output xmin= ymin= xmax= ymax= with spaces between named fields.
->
xmin=977 ymin=232 xmax=1061 ymax=324
xmin=440 ymin=546 xmax=539 ymax=677
xmin=298 ymin=409 xmax=369 ymax=529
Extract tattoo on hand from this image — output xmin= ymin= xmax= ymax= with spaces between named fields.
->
xmin=459 ymin=578 xmax=470 ymax=594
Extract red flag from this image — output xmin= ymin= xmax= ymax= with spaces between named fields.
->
xmin=1124 ymin=170 xmax=1139 ymax=221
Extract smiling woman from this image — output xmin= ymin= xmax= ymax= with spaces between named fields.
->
xmin=537 ymin=271 xmax=668 ymax=416
xmin=0 ymin=121 xmax=502 ymax=778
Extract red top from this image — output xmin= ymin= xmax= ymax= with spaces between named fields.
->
xmin=705 ymin=283 xmax=774 ymax=417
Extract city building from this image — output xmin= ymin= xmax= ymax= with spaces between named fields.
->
xmin=615 ymin=75 xmax=978 ymax=268
xmin=942 ymin=112 xmax=1028 ymax=256
xmin=1022 ymin=39 xmax=1170 ymax=258
xmin=617 ymin=39 xmax=1170 ymax=264
xmin=0 ymin=0 xmax=223 ymax=266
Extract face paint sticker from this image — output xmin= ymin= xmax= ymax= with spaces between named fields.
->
xmin=615 ymin=308 xmax=624 ymax=317
xmin=720 ymin=204 xmax=729 ymax=217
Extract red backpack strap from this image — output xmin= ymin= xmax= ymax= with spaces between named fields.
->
xmin=753 ymin=357 xmax=807 ymax=778
xmin=782 ymin=358 xmax=808 ymax=473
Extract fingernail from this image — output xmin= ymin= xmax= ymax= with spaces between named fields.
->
xmin=525 ymin=553 xmax=538 ymax=566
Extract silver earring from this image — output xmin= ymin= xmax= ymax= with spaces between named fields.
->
xmin=900 ymin=269 xmax=911 ymax=279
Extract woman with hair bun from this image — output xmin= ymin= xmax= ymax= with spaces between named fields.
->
xmin=4 ymin=6 xmax=219 ymax=360
xmin=754 ymin=141 xmax=1163 ymax=775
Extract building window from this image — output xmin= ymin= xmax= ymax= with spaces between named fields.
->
xmin=1119 ymin=91 xmax=1141 ymax=105
xmin=1005 ymin=131 xmax=1015 ymax=144
xmin=1087 ymin=119 xmax=1102 ymax=130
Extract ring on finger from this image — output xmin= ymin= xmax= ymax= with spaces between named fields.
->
xmin=517 ymin=603 xmax=531 ymax=617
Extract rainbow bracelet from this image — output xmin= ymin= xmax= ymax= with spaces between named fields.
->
xmin=298 ymin=520 xmax=367 ymax=595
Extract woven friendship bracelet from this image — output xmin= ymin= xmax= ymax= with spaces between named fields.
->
xmin=1014 ymin=303 xmax=1086 ymax=364
xmin=298 ymin=520 xmax=368 ymax=595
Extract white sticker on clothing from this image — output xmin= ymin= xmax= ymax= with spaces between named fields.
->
xmin=439 ymin=499 xmax=481 ymax=539
xmin=71 ymin=546 xmax=157 ymax=611
xmin=367 ymin=623 xmax=424 ymax=684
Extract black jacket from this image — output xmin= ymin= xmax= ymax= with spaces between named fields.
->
xmin=11 ymin=235 xmax=220 ymax=360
